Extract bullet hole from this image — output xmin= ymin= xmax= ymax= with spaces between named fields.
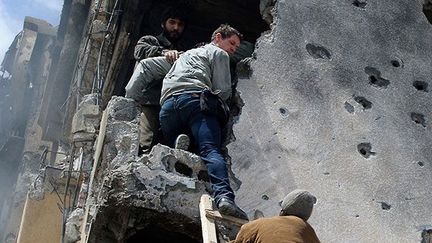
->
xmin=344 ymin=102 xmax=354 ymax=113
xmin=421 ymin=229 xmax=432 ymax=243
xmin=355 ymin=214 xmax=360 ymax=218
xmin=411 ymin=112 xmax=426 ymax=127
xmin=306 ymin=43 xmax=332 ymax=60
xmin=197 ymin=170 xmax=209 ymax=182
xmin=279 ymin=107 xmax=288 ymax=117
xmin=323 ymin=172 xmax=330 ymax=175
xmin=418 ymin=161 xmax=425 ymax=167
xmin=357 ymin=143 xmax=376 ymax=158
xmin=364 ymin=66 xmax=390 ymax=88
xmin=354 ymin=96 xmax=372 ymax=109
xmin=413 ymin=81 xmax=429 ymax=92
xmin=254 ymin=210 xmax=265 ymax=219
xmin=369 ymin=75 xmax=390 ymax=88
xmin=262 ymin=195 xmax=269 ymax=200
xmin=381 ymin=202 xmax=391 ymax=210
xmin=174 ymin=162 xmax=193 ymax=177
xmin=352 ymin=0 xmax=367 ymax=8
xmin=390 ymin=60 xmax=402 ymax=67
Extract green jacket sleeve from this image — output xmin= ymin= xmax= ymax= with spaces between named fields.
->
xmin=134 ymin=35 xmax=163 ymax=60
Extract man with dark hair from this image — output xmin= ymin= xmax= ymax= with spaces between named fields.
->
xmin=134 ymin=7 xmax=188 ymax=61
xmin=125 ymin=6 xmax=188 ymax=153
xmin=231 ymin=190 xmax=321 ymax=243
xmin=159 ymin=24 xmax=248 ymax=219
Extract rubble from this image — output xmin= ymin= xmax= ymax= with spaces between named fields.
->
xmin=64 ymin=208 xmax=84 ymax=243
xmin=80 ymin=96 xmax=225 ymax=241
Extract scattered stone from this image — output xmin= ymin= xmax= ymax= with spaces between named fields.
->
xmin=64 ymin=208 xmax=84 ymax=243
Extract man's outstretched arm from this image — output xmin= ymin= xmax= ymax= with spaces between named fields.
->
xmin=134 ymin=35 xmax=164 ymax=60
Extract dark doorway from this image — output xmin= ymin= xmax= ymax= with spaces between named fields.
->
xmin=112 ymin=0 xmax=269 ymax=97
xmin=126 ymin=224 xmax=201 ymax=243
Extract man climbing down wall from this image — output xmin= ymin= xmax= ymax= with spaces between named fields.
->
xmin=125 ymin=6 xmax=188 ymax=153
xmin=159 ymin=24 xmax=248 ymax=220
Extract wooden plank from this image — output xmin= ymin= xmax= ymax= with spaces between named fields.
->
xmin=79 ymin=109 xmax=108 ymax=243
xmin=200 ymin=194 xmax=218 ymax=243
xmin=205 ymin=209 xmax=249 ymax=227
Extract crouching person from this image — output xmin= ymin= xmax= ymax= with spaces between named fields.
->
xmin=125 ymin=6 xmax=187 ymax=153
xmin=232 ymin=189 xmax=321 ymax=243
xmin=159 ymin=24 xmax=247 ymax=220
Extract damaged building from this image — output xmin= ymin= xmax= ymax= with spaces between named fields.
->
xmin=1 ymin=0 xmax=432 ymax=242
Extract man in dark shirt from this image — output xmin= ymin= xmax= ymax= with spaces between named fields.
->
xmin=133 ymin=8 xmax=186 ymax=62
xmin=125 ymin=7 xmax=187 ymax=153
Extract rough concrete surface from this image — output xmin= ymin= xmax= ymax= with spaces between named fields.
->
xmin=72 ymin=94 xmax=101 ymax=142
xmin=229 ymin=0 xmax=432 ymax=242
xmin=85 ymin=97 xmax=217 ymax=241
xmin=64 ymin=208 xmax=83 ymax=243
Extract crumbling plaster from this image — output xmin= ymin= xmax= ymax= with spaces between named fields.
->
xmin=80 ymin=97 xmax=223 ymax=242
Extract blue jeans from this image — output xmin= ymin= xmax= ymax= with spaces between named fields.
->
xmin=160 ymin=93 xmax=234 ymax=204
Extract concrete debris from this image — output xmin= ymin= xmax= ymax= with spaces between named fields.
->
xmin=15 ymin=152 xmax=43 ymax=203
xmin=90 ymin=19 xmax=108 ymax=41
xmin=259 ymin=0 xmax=276 ymax=25
xmin=72 ymin=94 xmax=101 ymax=142
xmin=64 ymin=208 xmax=84 ymax=243
xmin=100 ymin=97 xmax=210 ymax=215
xmin=74 ymin=96 xmax=245 ymax=241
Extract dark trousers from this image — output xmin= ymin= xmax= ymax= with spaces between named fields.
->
xmin=139 ymin=105 xmax=161 ymax=153
xmin=159 ymin=93 xmax=234 ymax=204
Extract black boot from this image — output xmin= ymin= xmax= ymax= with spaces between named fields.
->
xmin=217 ymin=197 xmax=249 ymax=220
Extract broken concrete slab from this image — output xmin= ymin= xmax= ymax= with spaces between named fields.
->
xmin=64 ymin=208 xmax=84 ymax=243
xmin=79 ymin=96 xmax=226 ymax=242
xmin=72 ymin=94 xmax=101 ymax=142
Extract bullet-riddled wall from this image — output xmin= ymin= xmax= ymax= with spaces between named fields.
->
xmin=229 ymin=0 xmax=432 ymax=242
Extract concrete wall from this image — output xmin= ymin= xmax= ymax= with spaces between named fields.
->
xmin=229 ymin=0 xmax=432 ymax=242
xmin=0 ymin=17 xmax=57 ymax=242
xmin=17 ymin=193 xmax=64 ymax=243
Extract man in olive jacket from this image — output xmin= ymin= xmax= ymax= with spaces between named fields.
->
xmin=125 ymin=6 xmax=187 ymax=153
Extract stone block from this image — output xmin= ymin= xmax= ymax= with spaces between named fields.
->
xmin=72 ymin=94 xmax=101 ymax=142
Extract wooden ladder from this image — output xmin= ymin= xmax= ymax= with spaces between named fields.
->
xmin=199 ymin=194 xmax=248 ymax=243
